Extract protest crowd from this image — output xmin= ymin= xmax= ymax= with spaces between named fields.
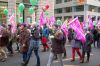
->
xmin=0 ymin=15 xmax=100 ymax=66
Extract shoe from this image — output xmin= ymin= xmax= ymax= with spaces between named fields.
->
xmin=1 ymin=59 xmax=6 ymax=62
xmin=53 ymin=57 xmax=58 ymax=60
xmin=63 ymin=56 xmax=67 ymax=59
xmin=86 ymin=60 xmax=89 ymax=63
xmin=80 ymin=60 xmax=84 ymax=63
xmin=47 ymin=48 xmax=49 ymax=51
xmin=21 ymin=63 xmax=27 ymax=66
xmin=71 ymin=59 xmax=75 ymax=62
xmin=36 ymin=64 xmax=40 ymax=66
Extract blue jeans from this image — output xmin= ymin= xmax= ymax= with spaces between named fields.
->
xmin=23 ymin=52 xmax=27 ymax=62
xmin=26 ymin=40 xmax=40 ymax=65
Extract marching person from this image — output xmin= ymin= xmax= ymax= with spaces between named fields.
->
xmin=0 ymin=26 xmax=9 ymax=62
xmin=19 ymin=24 xmax=30 ymax=65
xmin=41 ymin=24 xmax=50 ymax=52
xmin=91 ymin=26 xmax=98 ymax=48
xmin=71 ymin=32 xmax=82 ymax=62
xmin=47 ymin=29 xmax=66 ymax=66
xmin=7 ymin=25 xmax=14 ymax=56
xmin=81 ymin=30 xmax=93 ymax=63
xmin=23 ymin=25 xmax=40 ymax=66
xmin=97 ymin=30 xmax=100 ymax=48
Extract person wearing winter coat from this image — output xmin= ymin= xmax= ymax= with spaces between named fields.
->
xmin=41 ymin=24 xmax=49 ymax=52
xmin=97 ymin=31 xmax=100 ymax=48
xmin=6 ymin=25 xmax=14 ymax=55
xmin=47 ymin=29 xmax=65 ymax=66
xmin=81 ymin=31 xmax=93 ymax=63
xmin=0 ymin=27 xmax=9 ymax=62
xmin=71 ymin=32 xmax=82 ymax=62
xmin=91 ymin=27 xmax=98 ymax=48
xmin=19 ymin=24 xmax=30 ymax=64
xmin=23 ymin=25 xmax=40 ymax=66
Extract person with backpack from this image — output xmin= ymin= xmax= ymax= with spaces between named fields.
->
xmin=23 ymin=25 xmax=40 ymax=66
xmin=81 ymin=30 xmax=93 ymax=63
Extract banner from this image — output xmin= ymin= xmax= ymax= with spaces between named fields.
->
xmin=69 ymin=17 xmax=86 ymax=43
xmin=61 ymin=20 xmax=68 ymax=36
xmin=39 ymin=12 xmax=45 ymax=27
xmin=88 ymin=16 xmax=94 ymax=30
xmin=97 ymin=19 xmax=100 ymax=26
xmin=49 ymin=16 xmax=56 ymax=26
xmin=9 ymin=14 xmax=17 ymax=33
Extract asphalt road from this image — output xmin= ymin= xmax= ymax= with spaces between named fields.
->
xmin=0 ymin=44 xmax=100 ymax=66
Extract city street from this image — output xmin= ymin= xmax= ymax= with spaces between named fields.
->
xmin=0 ymin=45 xmax=100 ymax=66
xmin=0 ymin=0 xmax=100 ymax=66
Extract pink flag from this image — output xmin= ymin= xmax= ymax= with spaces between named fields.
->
xmin=97 ymin=19 xmax=100 ymax=26
xmin=39 ymin=12 xmax=45 ymax=27
xmin=49 ymin=16 xmax=56 ymax=26
xmin=88 ymin=16 xmax=94 ymax=30
xmin=61 ymin=20 xmax=68 ymax=36
xmin=69 ymin=17 xmax=86 ymax=43
xmin=83 ymin=20 xmax=86 ymax=27
xmin=9 ymin=14 xmax=17 ymax=34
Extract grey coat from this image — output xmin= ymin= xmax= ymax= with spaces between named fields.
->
xmin=71 ymin=39 xmax=82 ymax=48
xmin=82 ymin=33 xmax=93 ymax=52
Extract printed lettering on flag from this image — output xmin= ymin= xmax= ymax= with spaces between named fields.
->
xmin=61 ymin=20 xmax=68 ymax=36
xmin=69 ymin=17 xmax=86 ymax=43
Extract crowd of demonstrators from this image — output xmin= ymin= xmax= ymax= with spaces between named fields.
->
xmin=0 ymin=23 xmax=100 ymax=66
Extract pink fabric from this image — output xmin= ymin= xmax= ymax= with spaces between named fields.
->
xmin=9 ymin=14 xmax=17 ymax=34
xmin=39 ymin=12 xmax=45 ymax=27
xmin=61 ymin=21 xmax=68 ymax=36
xmin=69 ymin=17 xmax=86 ymax=43
xmin=49 ymin=16 xmax=56 ymax=26
xmin=97 ymin=21 xmax=100 ymax=26
xmin=88 ymin=16 xmax=94 ymax=30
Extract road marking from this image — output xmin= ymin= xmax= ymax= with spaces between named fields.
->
xmin=54 ymin=54 xmax=94 ymax=63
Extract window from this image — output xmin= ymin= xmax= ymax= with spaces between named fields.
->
xmin=75 ymin=5 xmax=84 ymax=12
xmin=64 ymin=16 xmax=72 ymax=20
xmin=64 ymin=7 xmax=72 ymax=13
xmin=0 ymin=2 xmax=8 ymax=24
xmin=23 ymin=0 xmax=30 ymax=3
xmin=56 ymin=0 xmax=62 ymax=4
xmin=92 ymin=16 xmax=96 ymax=21
xmin=55 ymin=8 xmax=62 ymax=14
xmin=64 ymin=0 xmax=72 ymax=2
xmin=98 ymin=16 xmax=100 ymax=20
xmin=56 ymin=17 xmax=62 ymax=20
xmin=98 ymin=7 xmax=100 ymax=12
xmin=74 ymin=15 xmax=84 ymax=22
xmin=89 ymin=5 xmax=96 ymax=12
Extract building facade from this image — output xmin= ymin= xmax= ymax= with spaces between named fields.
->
xmin=54 ymin=0 xmax=100 ymax=22
xmin=0 ymin=0 xmax=54 ymax=24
